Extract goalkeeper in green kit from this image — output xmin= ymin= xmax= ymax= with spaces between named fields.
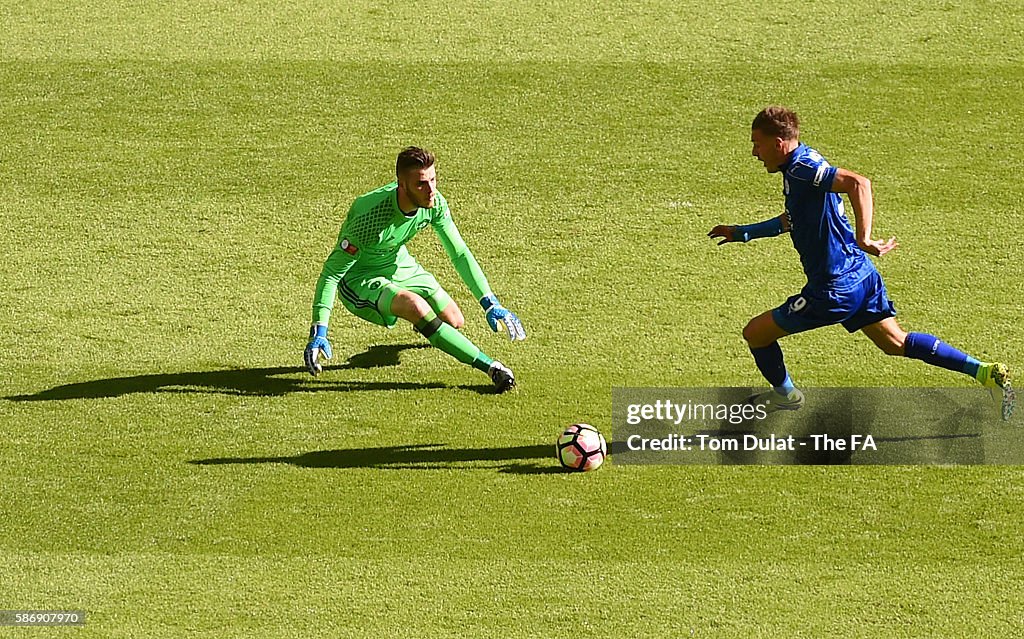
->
xmin=304 ymin=147 xmax=525 ymax=392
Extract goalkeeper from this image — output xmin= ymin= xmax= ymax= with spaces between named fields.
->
xmin=304 ymin=147 xmax=525 ymax=392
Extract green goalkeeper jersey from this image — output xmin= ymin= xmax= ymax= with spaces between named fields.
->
xmin=311 ymin=182 xmax=492 ymax=324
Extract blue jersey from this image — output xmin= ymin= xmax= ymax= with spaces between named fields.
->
xmin=781 ymin=143 xmax=874 ymax=288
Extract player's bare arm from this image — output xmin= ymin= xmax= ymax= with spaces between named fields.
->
xmin=830 ymin=168 xmax=897 ymax=257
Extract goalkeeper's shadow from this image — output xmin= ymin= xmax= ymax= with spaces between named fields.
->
xmin=3 ymin=344 xmax=500 ymax=401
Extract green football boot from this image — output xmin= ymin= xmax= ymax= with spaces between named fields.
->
xmin=977 ymin=363 xmax=1015 ymax=422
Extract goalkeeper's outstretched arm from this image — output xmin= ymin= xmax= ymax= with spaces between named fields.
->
xmin=433 ymin=214 xmax=492 ymax=301
xmin=433 ymin=213 xmax=526 ymax=341
xmin=305 ymin=246 xmax=356 ymax=375
xmin=311 ymin=246 xmax=356 ymax=326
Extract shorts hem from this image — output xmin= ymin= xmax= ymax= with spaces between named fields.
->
xmin=842 ymin=309 xmax=897 ymax=333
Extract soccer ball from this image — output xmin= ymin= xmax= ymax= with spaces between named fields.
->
xmin=556 ymin=424 xmax=608 ymax=472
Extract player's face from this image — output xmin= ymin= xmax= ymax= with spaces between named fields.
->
xmin=751 ymin=128 xmax=785 ymax=173
xmin=399 ymin=165 xmax=438 ymax=209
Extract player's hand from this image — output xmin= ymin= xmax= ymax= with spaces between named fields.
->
xmin=708 ymin=225 xmax=739 ymax=245
xmin=304 ymin=323 xmax=333 ymax=376
xmin=480 ymin=294 xmax=527 ymax=341
xmin=859 ymin=237 xmax=898 ymax=257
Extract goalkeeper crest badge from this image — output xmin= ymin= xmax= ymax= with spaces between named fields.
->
xmin=341 ymin=238 xmax=358 ymax=256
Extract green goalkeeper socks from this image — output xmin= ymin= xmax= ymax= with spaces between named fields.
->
xmin=471 ymin=352 xmax=494 ymax=373
xmin=414 ymin=311 xmax=492 ymax=371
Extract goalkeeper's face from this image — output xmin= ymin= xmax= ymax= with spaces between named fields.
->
xmin=398 ymin=165 xmax=438 ymax=209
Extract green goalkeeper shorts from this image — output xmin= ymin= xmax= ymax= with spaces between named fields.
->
xmin=338 ymin=262 xmax=453 ymax=328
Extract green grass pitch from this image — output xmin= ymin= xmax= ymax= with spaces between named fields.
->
xmin=2 ymin=1 xmax=1023 ymax=636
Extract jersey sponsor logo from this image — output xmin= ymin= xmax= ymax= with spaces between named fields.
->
xmin=783 ymin=176 xmax=790 ymax=195
xmin=416 ymin=219 xmax=429 ymax=231
xmin=341 ymin=238 xmax=358 ymax=255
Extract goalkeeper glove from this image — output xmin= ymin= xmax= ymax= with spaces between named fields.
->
xmin=480 ymin=294 xmax=527 ymax=341
xmin=304 ymin=323 xmax=333 ymax=376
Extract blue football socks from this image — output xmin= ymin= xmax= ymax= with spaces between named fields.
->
xmin=904 ymin=332 xmax=980 ymax=377
xmin=750 ymin=342 xmax=795 ymax=392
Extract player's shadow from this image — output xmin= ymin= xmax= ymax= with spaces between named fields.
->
xmin=190 ymin=443 xmax=566 ymax=474
xmin=5 ymin=344 xmax=495 ymax=401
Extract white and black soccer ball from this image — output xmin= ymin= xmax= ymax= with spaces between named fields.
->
xmin=556 ymin=423 xmax=607 ymax=472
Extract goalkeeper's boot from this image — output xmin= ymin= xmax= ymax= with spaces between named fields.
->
xmin=977 ymin=363 xmax=1015 ymax=422
xmin=488 ymin=361 xmax=516 ymax=393
xmin=749 ymin=388 xmax=805 ymax=413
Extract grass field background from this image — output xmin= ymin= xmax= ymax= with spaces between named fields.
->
xmin=2 ymin=1 xmax=1023 ymax=636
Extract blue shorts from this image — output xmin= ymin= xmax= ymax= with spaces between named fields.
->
xmin=772 ymin=270 xmax=897 ymax=334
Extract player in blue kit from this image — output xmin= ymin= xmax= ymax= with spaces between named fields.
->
xmin=708 ymin=106 xmax=1015 ymax=420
